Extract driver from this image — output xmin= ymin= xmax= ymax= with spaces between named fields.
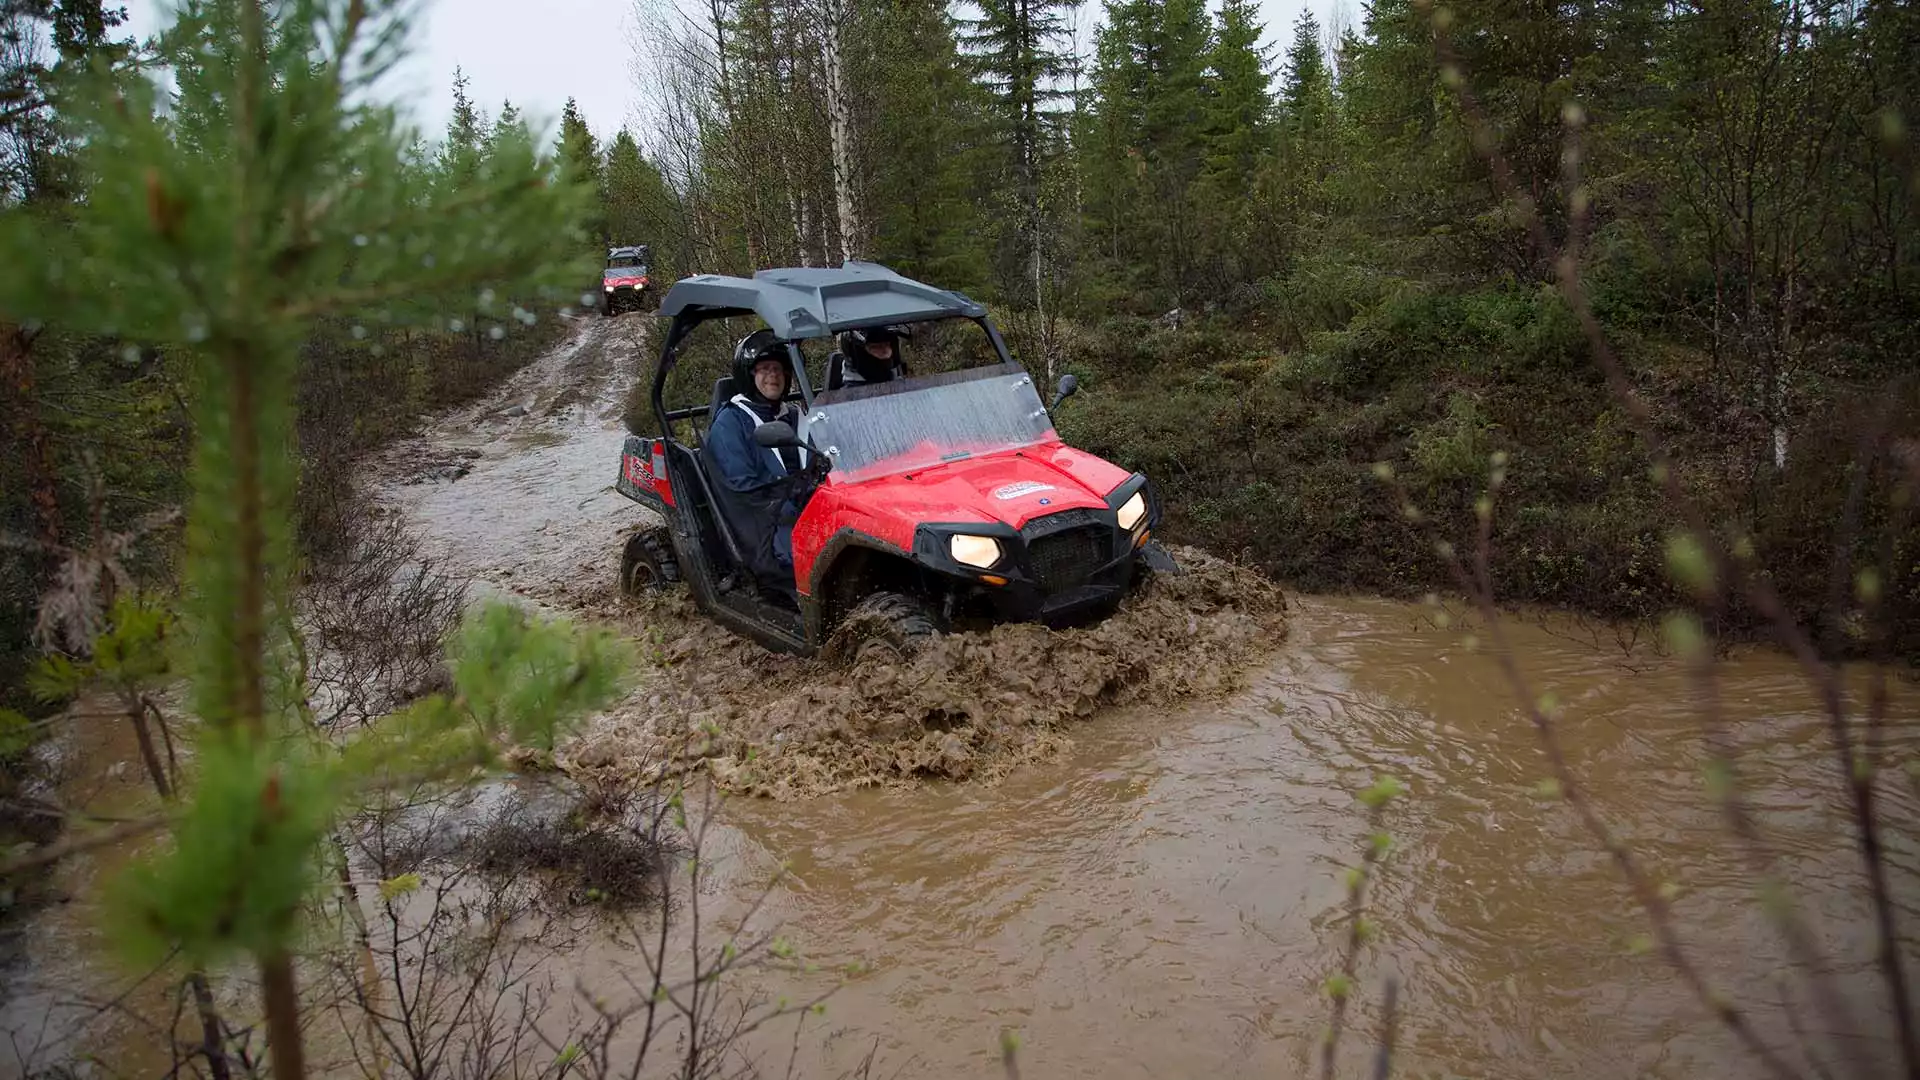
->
xmin=826 ymin=325 xmax=907 ymax=390
xmin=706 ymin=329 xmax=811 ymax=598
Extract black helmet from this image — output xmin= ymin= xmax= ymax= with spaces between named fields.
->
xmin=732 ymin=329 xmax=789 ymax=404
xmin=836 ymin=325 xmax=904 ymax=383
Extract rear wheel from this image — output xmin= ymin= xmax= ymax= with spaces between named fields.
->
xmin=828 ymin=591 xmax=940 ymax=664
xmin=620 ymin=526 xmax=680 ymax=594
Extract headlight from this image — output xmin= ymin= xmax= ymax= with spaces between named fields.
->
xmin=949 ymin=534 xmax=1002 ymax=569
xmin=1116 ymin=491 xmax=1148 ymax=532
xmin=604 ymin=285 xmax=615 ymax=292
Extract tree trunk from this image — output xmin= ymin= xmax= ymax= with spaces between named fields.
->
xmin=796 ymin=180 xmax=814 ymax=267
xmin=1032 ymin=232 xmax=1050 ymax=382
xmin=261 ymin=952 xmax=306 ymax=1080
xmin=188 ymin=974 xmax=233 ymax=1080
xmin=707 ymin=0 xmax=763 ymax=270
xmin=126 ymin=695 xmax=173 ymax=801
xmin=1774 ymin=261 xmax=1794 ymax=470
xmin=124 ymin=692 xmax=230 ymax=1080
xmin=1 ymin=323 xmax=62 ymax=565
xmin=823 ymin=0 xmax=860 ymax=262
xmin=333 ymin=833 xmax=387 ymax=1077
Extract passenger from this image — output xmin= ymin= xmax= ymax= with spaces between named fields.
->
xmin=704 ymin=329 xmax=811 ymax=600
xmin=826 ymin=325 xmax=907 ymax=390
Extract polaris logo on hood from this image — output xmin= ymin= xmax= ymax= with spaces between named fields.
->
xmin=992 ymin=481 xmax=1055 ymax=500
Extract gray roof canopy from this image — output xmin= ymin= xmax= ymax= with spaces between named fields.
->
xmin=656 ymin=260 xmax=988 ymax=340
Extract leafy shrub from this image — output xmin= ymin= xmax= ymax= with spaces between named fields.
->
xmin=1409 ymin=393 xmax=1497 ymax=486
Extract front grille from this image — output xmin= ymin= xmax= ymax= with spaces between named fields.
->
xmin=1024 ymin=507 xmax=1101 ymax=536
xmin=1027 ymin=525 xmax=1109 ymax=591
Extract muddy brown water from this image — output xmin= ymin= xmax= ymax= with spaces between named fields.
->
xmin=681 ymin=596 xmax=1918 ymax=1079
xmin=4 ymin=315 xmax=1916 ymax=1078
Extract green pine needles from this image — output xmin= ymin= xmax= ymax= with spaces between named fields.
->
xmin=0 ymin=1 xmax=626 ymax=1076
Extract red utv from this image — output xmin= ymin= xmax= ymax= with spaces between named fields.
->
xmin=602 ymin=244 xmax=653 ymax=316
xmin=612 ymin=261 xmax=1178 ymax=659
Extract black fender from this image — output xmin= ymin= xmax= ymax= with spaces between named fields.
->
xmin=803 ymin=529 xmax=921 ymax=644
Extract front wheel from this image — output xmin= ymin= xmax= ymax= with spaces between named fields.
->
xmin=1114 ymin=540 xmax=1180 ymax=606
xmin=825 ymin=591 xmax=940 ymax=664
xmin=620 ymin=526 xmax=681 ymax=595
xmin=1132 ymin=540 xmax=1180 ymax=587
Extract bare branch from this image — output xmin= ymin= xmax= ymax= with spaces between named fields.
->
xmin=0 ymin=813 xmax=171 ymax=877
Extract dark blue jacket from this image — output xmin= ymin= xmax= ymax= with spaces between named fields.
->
xmin=703 ymin=397 xmax=809 ymax=583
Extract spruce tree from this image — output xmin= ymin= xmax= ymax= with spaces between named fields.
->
xmin=439 ymin=65 xmax=488 ymax=184
xmin=1282 ymin=9 xmax=1327 ymax=120
xmin=1332 ymin=0 xmax=1456 ymax=258
xmin=557 ymin=95 xmax=606 ymax=240
xmin=1196 ymin=0 xmax=1275 ymax=286
xmin=0 ymin=1 xmax=139 ymax=707
xmin=0 ymin=3 xmax=631 ymax=1077
xmin=858 ymin=0 xmax=990 ymax=289
xmin=494 ymin=98 xmax=522 ymax=137
xmin=1086 ymin=0 xmax=1214 ymax=302
xmin=603 ymin=126 xmax=680 ymax=270
xmin=959 ymin=0 xmax=1082 ymax=305
xmin=1201 ymin=0 xmax=1274 ymax=193
xmin=0 ymin=0 xmax=136 ymax=202
xmin=1276 ymin=8 xmax=1332 ymax=201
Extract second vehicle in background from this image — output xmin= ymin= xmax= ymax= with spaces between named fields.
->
xmin=603 ymin=244 xmax=652 ymax=316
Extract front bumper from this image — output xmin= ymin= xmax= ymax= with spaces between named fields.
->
xmin=911 ymin=474 xmax=1161 ymax=624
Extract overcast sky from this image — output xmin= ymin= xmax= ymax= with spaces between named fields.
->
xmin=118 ymin=0 xmax=1347 ymax=148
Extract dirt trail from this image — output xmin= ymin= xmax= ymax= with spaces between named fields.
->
xmin=369 ymin=314 xmax=1291 ymax=798
xmin=366 ymin=310 xmax=654 ymax=608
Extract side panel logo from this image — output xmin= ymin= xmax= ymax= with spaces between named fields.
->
xmin=992 ymin=481 xmax=1056 ymax=501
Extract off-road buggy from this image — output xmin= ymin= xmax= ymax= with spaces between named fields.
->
xmin=612 ymin=261 xmax=1177 ymax=659
xmin=602 ymin=244 xmax=652 ymax=316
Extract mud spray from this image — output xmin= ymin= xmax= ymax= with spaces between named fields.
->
xmin=569 ymin=544 xmax=1289 ymax=799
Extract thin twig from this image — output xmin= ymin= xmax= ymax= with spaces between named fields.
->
xmin=1323 ymin=789 xmax=1393 ymax=1080
xmin=1372 ymin=976 xmax=1400 ymax=1080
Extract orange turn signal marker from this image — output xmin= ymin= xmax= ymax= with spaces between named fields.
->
xmin=1134 ymin=529 xmax=1151 ymax=548
xmin=980 ymin=574 xmax=1008 ymax=586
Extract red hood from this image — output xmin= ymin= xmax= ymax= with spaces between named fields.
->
xmin=605 ymin=273 xmax=648 ymax=286
xmin=857 ymin=447 xmax=1122 ymax=527
xmin=790 ymin=440 xmax=1134 ymax=588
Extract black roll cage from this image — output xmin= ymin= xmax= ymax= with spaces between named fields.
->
xmin=649 ymin=309 xmax=1020 ymax=444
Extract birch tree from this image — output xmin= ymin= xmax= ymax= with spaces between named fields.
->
xmin=820 ymin=0 xmax=861 ymax=260
xmin=960 ymin=0 xmax=1082 ymax=307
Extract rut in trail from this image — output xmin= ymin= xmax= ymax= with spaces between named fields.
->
xmin=370 ymin=313 xmax=1292 ymax=800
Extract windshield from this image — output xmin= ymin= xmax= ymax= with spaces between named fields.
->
xmin=800 ymin=362 xmax=1056 ymax=482
xmin=605 ymin=260 xmax=646 ymax=275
